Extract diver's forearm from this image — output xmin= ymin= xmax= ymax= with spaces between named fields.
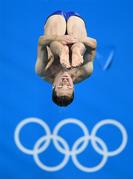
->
xmin=39 ymin=35 xmax=79 ymax=46
xmin=39 ymin=35 xmax=97 ymax=48
xmin=39 ymin=35 xmax=67 ymax=46
xmin=81 ymin=37 xmax=97 ymax=49
xmin=39 ymin=36 xmax=55 ymax=46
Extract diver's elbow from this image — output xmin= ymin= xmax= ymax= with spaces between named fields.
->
xmin=35 ymin=62 xmax=43 ymax=77
xmin=85 ymin=62 xmax=94 ymax=76
xmin=89 ymin=63 xmax=94 ymax=75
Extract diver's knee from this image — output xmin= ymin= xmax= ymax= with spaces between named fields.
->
xmin=44 ymin=15 xmax=66 ymax=36
xmin=67 ymin=16 xmax=87 ymax=38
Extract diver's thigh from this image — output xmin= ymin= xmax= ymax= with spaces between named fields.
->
xmin=50 ymin=41 xmax=64 ymax=55
xmin=67 ymin=16 xmax=87 ymax=38
xmin=44 ymin=15 xmax=66 ymax=36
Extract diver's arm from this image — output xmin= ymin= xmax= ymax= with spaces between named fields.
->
xmin=82 ymin=61 xmax=94 ymax=79
xmin=39 ymin=35 xmax=97 ymax=48
xmin=81 ymin=37 xmax=97 ymax=49
xmin=39 ymin=35 xmax=78 ymax=46
xmin=72 ymin=48 xmax=96 ymax=84
xmin=35 ymin=44 xmax=47 ymax=76
xmin=39 ymin=35 xmax=57 ymax=46
xmin=73 ymin=61 xmax=94 ymax=84
xmin=35 ymin=42 xmax=54 ymax=76
xmin=79 ymin=49 xmax=96 ymax=80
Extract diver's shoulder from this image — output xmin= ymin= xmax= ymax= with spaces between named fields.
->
xmin=42 ymin=76 xmax=53 ymax=83
xmin=42 ymin=65 xmax=61 ymax=83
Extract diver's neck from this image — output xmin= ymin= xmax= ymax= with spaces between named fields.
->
xmin=57 ymin=69 xmax=70 ymax=77
xmin=53 ymin=70 xmax=73 ymax=86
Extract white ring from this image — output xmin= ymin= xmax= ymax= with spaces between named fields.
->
xmin=91 ymin=119 xmax=128 ymax=156
xmin=33 ymin=135 xmax=70 ymax=172
xmin=14 ymin=117 xmax=128 ymax=172
xmin=53 ymin=118 xmax=89 ymax=155
xmin=14 ymin=117 xmax=51 ymax=155
xmin=72 ymin=135 xmax=108 ymax=172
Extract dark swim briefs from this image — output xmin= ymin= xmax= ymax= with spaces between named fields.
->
xmin=47 ymin=10 xmax=82 ymax=21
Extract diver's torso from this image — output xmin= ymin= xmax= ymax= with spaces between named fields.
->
xmin=42 ymin=55 xmax=89 ymax=84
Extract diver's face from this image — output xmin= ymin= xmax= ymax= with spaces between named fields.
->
xmin=54 ymin=72 xmax=74 ymax=97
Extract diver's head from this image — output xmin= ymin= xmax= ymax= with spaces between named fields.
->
xmin=52 ymin=71 xmax=74 ymax=106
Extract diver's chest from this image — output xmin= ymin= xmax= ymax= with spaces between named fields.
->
xmin=45 ymin=64 xmax=62 ymax=82
xmin=45 ymin=63 xmax=84 ymax=83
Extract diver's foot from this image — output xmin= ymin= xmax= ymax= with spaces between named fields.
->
xmin=60 ymin=46 xmax=71 ymax=69
xmin=72 ymin=53 xmax=84 ymax=67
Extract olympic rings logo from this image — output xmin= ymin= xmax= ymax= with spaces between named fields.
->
xmin=14 ymin=118 xmax=128 ymax=173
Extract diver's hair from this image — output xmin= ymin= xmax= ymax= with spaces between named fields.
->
xmin=52 ymin=88 xmax=74 ymax=107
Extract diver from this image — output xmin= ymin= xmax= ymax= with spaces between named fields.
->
xmin=35 ymin=11 xmax=97 ymax=106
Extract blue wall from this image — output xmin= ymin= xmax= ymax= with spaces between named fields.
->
xmin=0 ymin=0 xmax=133 ymax=178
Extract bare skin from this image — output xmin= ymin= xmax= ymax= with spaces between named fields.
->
xmin=35 ymin=14 xmax=97 ymax=92
xmin=36 ymin=34 xmax=78 ymax=73
xmin=44 ymin=14 xmax=74 ymax=68
xmin=42 ymin=14 xmax=96 ymax=68
xmin=36 ymin=35 xmax=96 ymax=84
xmin=50 ymin=41 xmax=70 ymax=68
xmin=53 ymin=71 xmax=74 ymax=97
xmin=38 ymin=34 xmax=96 ymax=70
xmin=67 ymin=16 xmax=86 ymax=67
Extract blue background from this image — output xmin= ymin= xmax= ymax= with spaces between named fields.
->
xmin=0 ymin=0 xmax=133 ymax=178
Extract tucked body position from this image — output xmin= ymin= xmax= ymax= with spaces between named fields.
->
xmin=35 ymin=11 xmax=97 ymax=106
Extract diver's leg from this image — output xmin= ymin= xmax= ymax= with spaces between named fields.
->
xmin=67 ymin=16 xmax=87 ymax=67
xmin=71 ymin=42 xmax=86 ymax=67
xmin=67 ymin=16 xmax=87 ymax=39
xmin=45 ymin=14 xmax=71 ymax=68
xmin=50 ymin=41 xmax=70 ymax=68
xmin=44 ymin=14 xmax=66 ymax=36
xmin=36 ymin=14 xmax=66 ymax=73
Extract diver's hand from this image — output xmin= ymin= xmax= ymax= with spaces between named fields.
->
xmin=58 ymin=35 xmax=78 ymax=45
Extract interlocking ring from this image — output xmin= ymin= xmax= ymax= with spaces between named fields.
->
xmin=14 ymin=117 xmax=51 ymax=155
xmin=14 ymin=117 xmax=128 ymax=172
xmin=53 ymin=118 xmax=89 ymax=155
xmin=72 ymin=135 xmax=108 ymax=172
xmin=33 ymin=135 xmax=70 ymax=172
xmin=91 ymin=119 xmax=128 ymax=157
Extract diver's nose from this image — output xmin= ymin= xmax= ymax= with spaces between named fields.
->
xmin=63 ymin=72 xmax=69 ymax=76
